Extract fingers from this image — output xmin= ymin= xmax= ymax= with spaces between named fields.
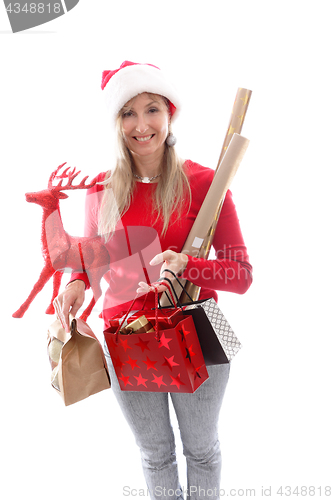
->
xmin=69 ymin=301 xmax=81 ymax=319
xmin=138 ymin=251 xmax=188 ymax=294
xmin=150 ymin=251 xmax=188 ymax=276
xmin=136 ymin=282 xmax=151 ymax=294
xmin=149 ymin=250 xmax=175 ymax=267
xmin=136 ymin=282 xmax=162 ymax=294
xmin=136 ymin=280 xmax=168 ymax=294
xmin=53 ymin=281 xmax=85 ymax=333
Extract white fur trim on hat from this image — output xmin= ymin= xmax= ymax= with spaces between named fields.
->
xmin=103 ymin=64 xmax=181 ymax=126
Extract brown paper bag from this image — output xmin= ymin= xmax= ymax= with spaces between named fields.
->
xmin=47 ymin=315 xmax=110 ymax=406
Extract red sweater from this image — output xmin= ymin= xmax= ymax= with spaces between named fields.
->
xmin=71 ymin=160 xmax=252 ymax=326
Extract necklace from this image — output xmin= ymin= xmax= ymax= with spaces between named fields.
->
xmin=133 ymin=173 xmax=161 ymax=183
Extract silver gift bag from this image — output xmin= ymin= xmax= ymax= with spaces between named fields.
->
xmin=186 ymin=298 xmax=242 ymax=361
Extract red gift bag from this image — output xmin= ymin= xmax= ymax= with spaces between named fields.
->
xmin=104 ymin=288 xmax=209 ymax=393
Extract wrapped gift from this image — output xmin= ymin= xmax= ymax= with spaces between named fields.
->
xmin=109 ymin=307 xmax=182 ymax=331
xmin=120 ymin=315 xmax=155 ymax=335
xmin=132 ymin=308 xmax=182 ymax=328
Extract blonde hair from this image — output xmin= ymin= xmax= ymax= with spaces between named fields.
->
xmin=98 ymin=94 xmax=191 ymax=240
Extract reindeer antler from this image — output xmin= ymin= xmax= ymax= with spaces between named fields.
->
xmin=48 ymin=163 xmax=97 ymax=191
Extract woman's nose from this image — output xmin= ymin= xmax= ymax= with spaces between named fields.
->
xmin=135 ymin=115 xmax=149 ymax=134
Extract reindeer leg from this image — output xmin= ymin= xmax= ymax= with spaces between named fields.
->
xmin=80 ymin=282 xmax=102 ymax=321
xmin=79 ymin=269 xmax=104 ymax=322
xmin=12 ymin=265 xmax=55 ymax=318
xmin=80 ymin=297 xmax=96 ymax=322
xmin=78 ymin=243 xmax=110 ymax=322
xmin=45 ymin=270 xmax=63 ymax=315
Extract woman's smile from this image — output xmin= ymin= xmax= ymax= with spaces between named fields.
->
xmin=133 ymin=134 xmax=155 ymax=142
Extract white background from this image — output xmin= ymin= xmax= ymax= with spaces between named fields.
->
xmin=1 ymin=1 xmax=332 ymax=499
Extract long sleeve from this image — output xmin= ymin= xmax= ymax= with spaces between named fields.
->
xmin=180 ymin=189 xmax=252 ymax=295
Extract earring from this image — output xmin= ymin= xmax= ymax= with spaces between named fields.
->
xmin=166 ymin=133 xmax=177 ymax=147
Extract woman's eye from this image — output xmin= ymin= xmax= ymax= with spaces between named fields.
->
xmin=148 ymin=108 xmax=158 ymax=113
xmin=122 ymin=111 xmax=133 ymax=118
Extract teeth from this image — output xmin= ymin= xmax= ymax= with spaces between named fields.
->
xmin=135 ymin=135 xmax=153 ymax=142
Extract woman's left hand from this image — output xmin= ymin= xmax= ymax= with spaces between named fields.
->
xmin=137 ymin=250 xmax=188 ymax=294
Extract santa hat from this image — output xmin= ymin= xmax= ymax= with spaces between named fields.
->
xmin=101 ymin=61 xmax=181 ymax=126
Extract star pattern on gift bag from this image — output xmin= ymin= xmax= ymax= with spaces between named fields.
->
xmin=151 ymin=374 xmax=167 ymax=388
xmin=185 ymin=345 xmax=196 ymax=363
xmin=162 ymin=355 xmax=180 ymax=370
xmin=158 ymin=332 xmax=172 ymax=350
xmin=170 ymin=373 xmax=186 ymax=389
xmin=134 ymin=373 xmax=148 ymax=387
xmin=191 ymin=363 xmax=204 ymax=380
xmin=119 ymin=337 xmax=133 ymax=352
xmin=125 ymin=355 xmax=140 ymax=370
xmin=113 ymin=355 xmax=125 ymax=371
xmin=119 ymin=374 xmax=133 ymax=387
xmin=179 ymin=323 xmax=191 ymax=342
xmin=135 ymin=336 xmax=151 ymax=353
xmin=142 ymin=356 xmax=158 ymax=371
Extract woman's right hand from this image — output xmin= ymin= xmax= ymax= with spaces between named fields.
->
xmin=53 ymin=280 xmax=86 ymax=333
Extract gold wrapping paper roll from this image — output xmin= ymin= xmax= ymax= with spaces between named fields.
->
xmin=217 ymin=88 xmax=252 ymax=168
xmin=121 ymin=315 xmax=155 ymax=335
xmin=182 ymin=133 xmax=249 ymax=256
xmin=187 ymin=88 xmax=252 ymax=258
xmin=180 ymin=89 xmax=251 ymax=302
xmin=198 ymin=87 xmax=252 ymax=259
xmin=160 ymin=133 xmax=250 ymax=306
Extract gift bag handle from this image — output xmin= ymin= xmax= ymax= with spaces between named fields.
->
xmin=114 ymin=287 xmax=160 ymax=343
xmin=161 ymin=269 xmax=195 ymax=304
xmin=113 ymin=290 xmax=153 ymax=336
xmin=115 ymin=294 xmax=143 ymax=341
xmin=151 ymin=279 xmax=180 ymax=341
xmin=115 ymin=279 xmax=180 ymax=344
xmin=156 ymin=278 xmax=176 ymax=309
xmin=156 ymin=275 xmax=186 ymax=310
xmin=117 ymin=286 xmax=162 ymax=343
xmin=115 ymin=277 xmax=183 ymax=344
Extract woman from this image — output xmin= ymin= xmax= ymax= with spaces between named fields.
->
xmin=54 ymin=60 xmax=252 ymax=499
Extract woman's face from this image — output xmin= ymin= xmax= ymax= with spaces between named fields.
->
xmin=121 ymin=93 xmax=170 ymax=162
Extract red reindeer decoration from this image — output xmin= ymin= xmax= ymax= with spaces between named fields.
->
xmin=12 ymin=163 xmax=110 ymax=321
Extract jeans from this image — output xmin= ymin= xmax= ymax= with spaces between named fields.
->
xmin=104 ymin=342 xmax=230 ymax=499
